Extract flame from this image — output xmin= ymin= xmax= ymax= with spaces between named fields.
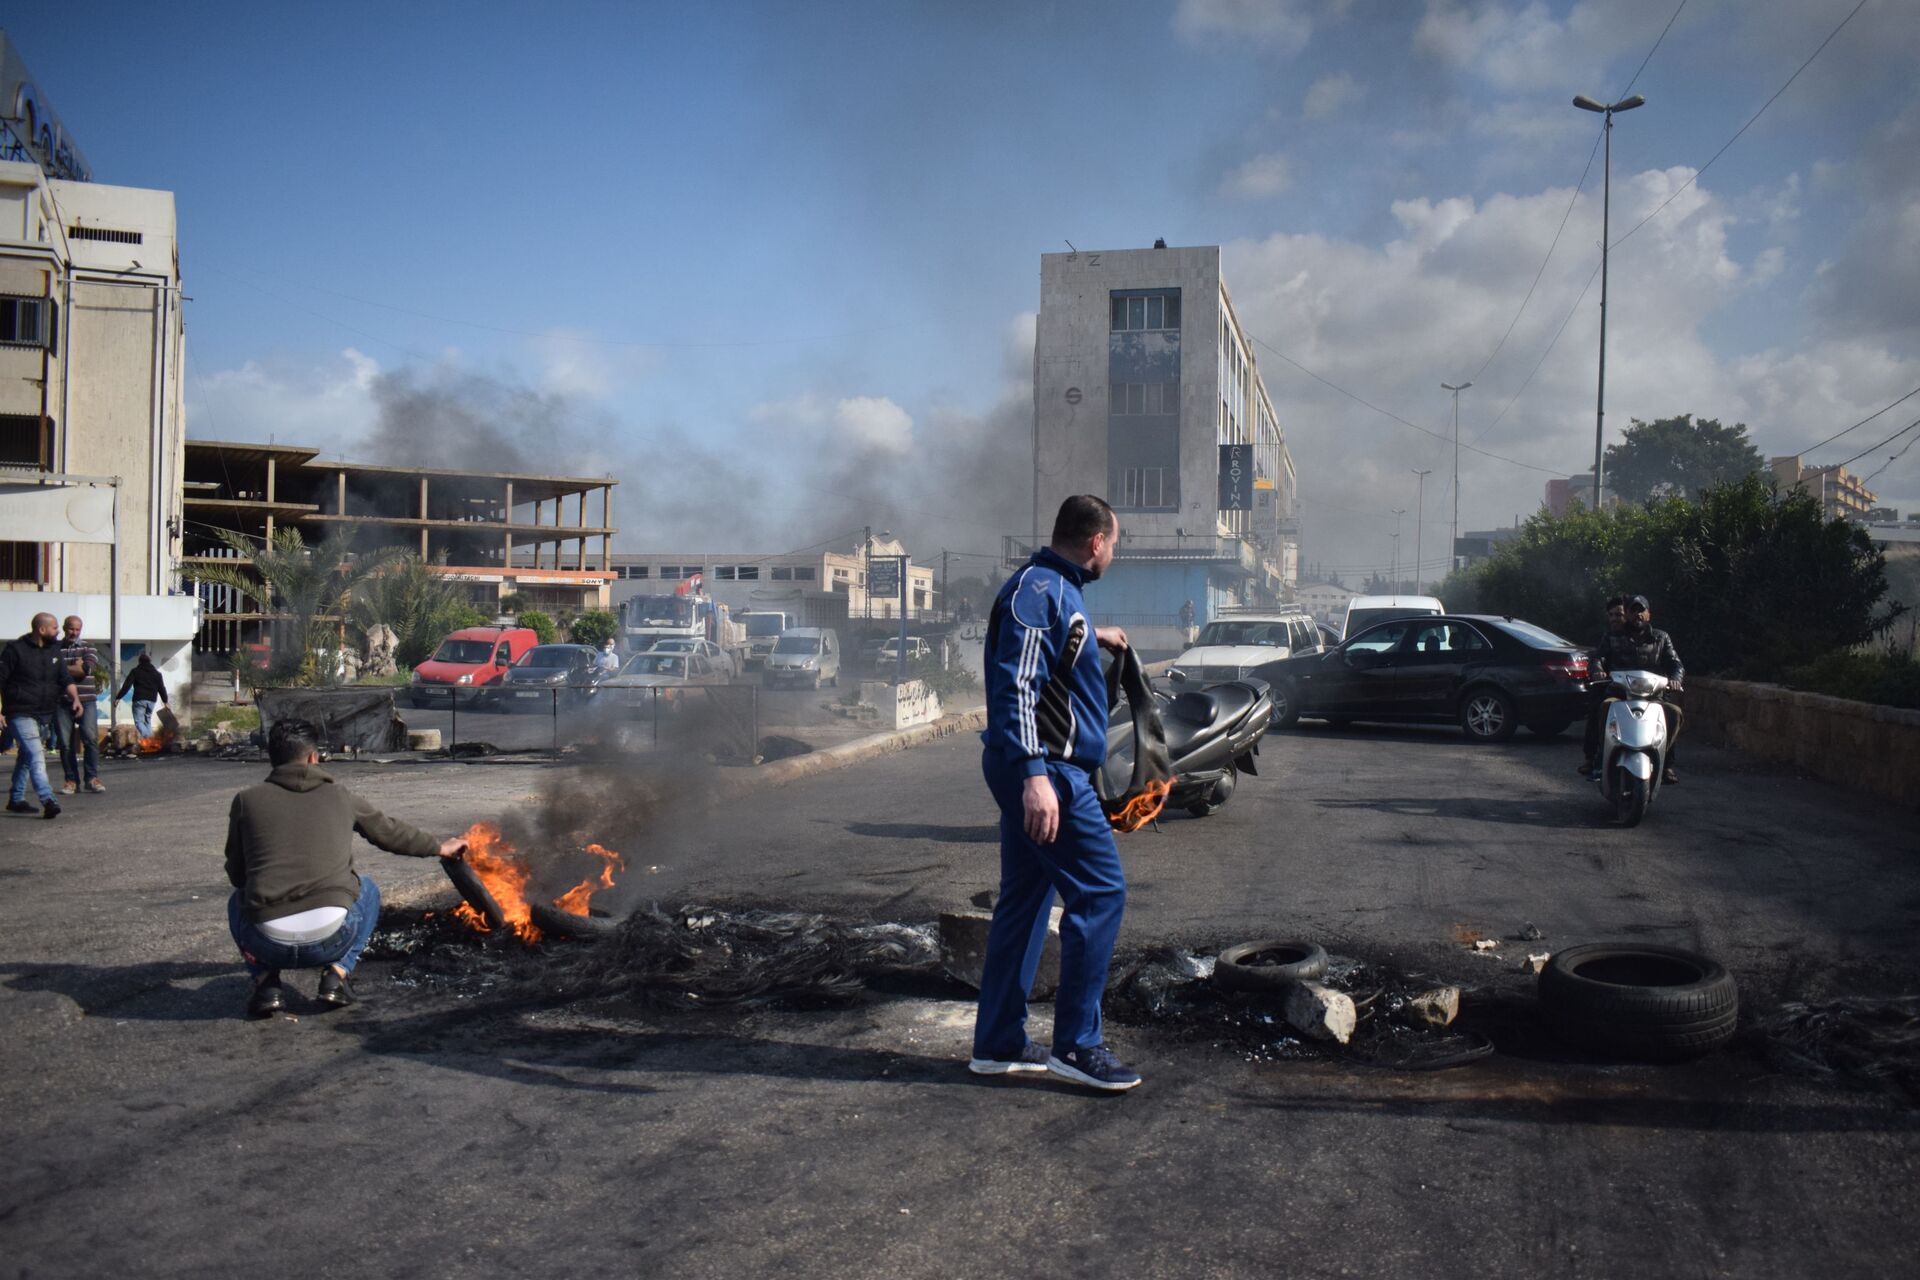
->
xmin=451 ymin=821 xmax=542 ymax=942
xmin=1106 ymin=778 xmax=1172 ymax=833
xmin=139 ymin=707 xmax=181 ymax=754
xmin=554 ymin=842 xmax=625 ymax=917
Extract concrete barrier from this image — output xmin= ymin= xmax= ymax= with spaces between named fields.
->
xmin=747 ymin=705 xmax=987 ymax=790
xmin=1687 ymin=676 xmax=1920 ymax=811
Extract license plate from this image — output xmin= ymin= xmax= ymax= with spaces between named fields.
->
xmin=515 ymin=691 xmax=540 ymax=699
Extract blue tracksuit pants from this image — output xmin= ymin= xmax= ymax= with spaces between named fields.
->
xmin=973 ymin=750 xmax=1128 ymax=1059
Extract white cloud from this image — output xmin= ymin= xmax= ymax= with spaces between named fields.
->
xmin=833 ymin=396 xmax=915 ymax=454
xmin=1414 ymin=0 xmax=1660 ymax=95
xmin=1221 ymin=151 xmax=1294 ymax=199
xmin=188 ymin=348 xmax=382 ymax=449
xmin=528 ymin=328 xmax=656 ymax=400
xmin=1302 ymin=71 xmax=1363 ymax=119
xmin=1174 ymin=0 xmax=1314 ymax=53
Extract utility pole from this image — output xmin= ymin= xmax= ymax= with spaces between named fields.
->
xmin=1573 ymin=92 xmax=1646 ymax=509
xmin=1390 ymin=508 xmax=1406 ymax=591
xmin=1441 ymin=381 xmax=1470 ymax=572
xmin=1411 ymin=470 xmax=1431 ymax=592
xmin=941 ymin=549 xmax=949 ymax=622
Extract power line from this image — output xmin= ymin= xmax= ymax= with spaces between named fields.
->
xmin=1796 ymin=384 xmax=1920 ymax=455
xmin=1861 ymin=431 xmax=1920 ymax=487
xmin=1250 ymin=336 xmax=1562 ymax=475
xmin=1611 ymin=0 xmax=1868 ymax=251
xmin=1620 ymin=0 xmax=1689 ymax=96
xmin=1833 ymin=417 xmax=1920 ymax=472
xmin=1467 ymin=261 xmax=1602 ymax=450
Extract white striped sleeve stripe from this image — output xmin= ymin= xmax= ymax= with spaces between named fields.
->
xmin=1015 ymin=623 xmax=1043 ymax=755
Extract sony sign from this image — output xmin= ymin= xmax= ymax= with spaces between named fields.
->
xmin=0 ymin=34 xmax=93 ymax=182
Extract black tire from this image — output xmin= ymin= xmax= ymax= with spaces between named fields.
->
xmin=528 ymin=900 xmax=622 ymax=940
xmin=1537 ymin=943 xmax=1738 ymax=1061
xmin=1615 ymin=767 xmax=1649 ymax=827
xmin=1459 ymin=687 xmax=1517 ymax=742
xmin=1186 ymin=765 xmax=1236 ymax=818
xmin=441 ymin=857 xmax=508 ymax=934
xmin=1527 ymin=720 xmax=1573 ymax=738
xmin=1270 ymin=681 xmax=1300 ymax=730
xmin=1213 ymin=939 xmax=1329 ymax=993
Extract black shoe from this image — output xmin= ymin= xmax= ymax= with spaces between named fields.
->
xmin=1576 ymin=758 xmax=1595 ymax=776
xmin=317 ymin=968 xmax=356 ymax=1008
xmin=41 ymin=800 xmax=60 ymax=820
xmin=248 ymin=973 xmax=286 ymax=1019
xmin=1663 ymin=767 xmax=1680 ymax=785
xmin=5 ymin=800 xmax=33 ymax=814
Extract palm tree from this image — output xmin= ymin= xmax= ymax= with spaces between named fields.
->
xmin=349 ymin=551 xmax=487 ymax=668
xmin=192 ymin=529 xmax=401 ymax=685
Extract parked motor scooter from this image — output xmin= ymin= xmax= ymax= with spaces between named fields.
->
xmin=1593 ymin=669 xmax=1672 ymax=826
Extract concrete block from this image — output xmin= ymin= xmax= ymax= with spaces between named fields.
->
xmin=407 ymin=729 xmax=442 ymax=751
xmin=938 ymin=905 xmax=1063 ymax=999
xmin=1284 ymin=981 xmax=1356 ymax=1044
xmin=1395 ymin=986 xmax=1460 ymax=1028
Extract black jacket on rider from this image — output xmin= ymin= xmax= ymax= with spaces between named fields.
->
xmin=1591 ymin=626 xmax=1684 ymax=683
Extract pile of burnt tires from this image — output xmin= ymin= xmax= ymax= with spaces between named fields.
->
xmin=1537 ymin=943 xmax=1739 ymax=1060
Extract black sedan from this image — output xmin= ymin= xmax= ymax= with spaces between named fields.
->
xmin=1247 ymin=614 xmax=1592 ymax=742
xmin=498 ymin=644 xmax=604 ymax=712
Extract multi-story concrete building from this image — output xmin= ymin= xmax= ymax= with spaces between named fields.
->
xmin=0 ymin=33 xmax=199 ymax=710
xmin=1030 ymin=243 xmax=1297 ymax=652
xmin=603 ymin=535 xmax=937 ymax=627
xmin=182 ymin=440 xmax=616 ymax=656
xmin=1770 ymin=455 xmax=1878 ymax=522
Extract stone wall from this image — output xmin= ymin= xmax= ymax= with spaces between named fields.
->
xmin=1687 ymin=677 xmax=1920 ymax=810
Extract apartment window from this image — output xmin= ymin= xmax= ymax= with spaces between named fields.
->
xmin=1110 ymin=381 xmax=1180 ymax=416
xmin=771 ymin=566 xmax=792 ymax=581
xmin=1121 ymin=467 xmax=1173 ymax=509
xmin=0 ymin=295 xmax=54 ymax=350
xmin=1109 ymin=291 xmax=1180 ymax=332
xmin=793 ymin=566 xmax=816 ymax=581
xmin=630 ymin=565 xmax=649 ymax=579
xmin=715 ymin=565 xmax=737 ymax=580
xmin=1 ymin=541 xmax=42 ymax=582
xmin=66 ymin=225 xmax=143 ymax=244
xmin=736 ymin=565 xmax=759 ymax=581
xmin=0 ymin=414 xmax=52 ymax=467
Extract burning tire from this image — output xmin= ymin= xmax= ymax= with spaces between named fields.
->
xmin=442 ymin=856 xmax=509 ymax=933
xmin=529 ymin=900 xmax=622 ymax=940
xmin=1538 ymin=943 xmax=1738 ymax=1061
xmin=1212 ymin=940 xmax=1329 ymax=993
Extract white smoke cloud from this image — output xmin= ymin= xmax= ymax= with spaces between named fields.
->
xmin=1173 ymin=0 xmax=1315 ymax=53
xmin=1302 ymin=71 xmax=1364 ymax=119
xmin=1221 ymin=151 xmax=1294 ymax=199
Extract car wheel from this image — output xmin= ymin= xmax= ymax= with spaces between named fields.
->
xmin=1538 ymin=943 xmax=1738 ymax=1061
xmin=1185 ymin=764 xmax=1237 ymax=817
xmin=1459 ymin=687 xmax=1517 ymax=742
xmin=1270 ymin=681 xmax=1300 ymax=730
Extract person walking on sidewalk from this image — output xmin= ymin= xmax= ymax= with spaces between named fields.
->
xmin=55 ymin=615 xmax=105 ymax=795
xmin=1 ymin=613 xmax=82 ymax=819
xmin=971 ymin=494 xmax=1141 ymax=1092
xmin=225 ymin=718 xmax=469 ymax=1018
xmin=116 ymin=652 xmax=169 ymax=738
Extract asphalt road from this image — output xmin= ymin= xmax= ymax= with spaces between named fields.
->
xmin=2 ymin=721 xmax=1916 ymax=1278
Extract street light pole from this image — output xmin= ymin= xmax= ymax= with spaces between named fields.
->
xmin=1411 ymin=469 xmax=1431 ymax=592
xmin=1441 ymin=381 xmax=1470 ymax=570
xmin=1390 ymin=507 xmax=1406 ymax=592
xmin=1573 ymin=92 xmax=1645 ymax=510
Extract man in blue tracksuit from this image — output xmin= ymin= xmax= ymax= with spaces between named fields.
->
xmin=971 ymin=495 xmax=1140 ymax=1091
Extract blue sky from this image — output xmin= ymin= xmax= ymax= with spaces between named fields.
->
xmin=9 ymin=0 xmax=1918 ymax=579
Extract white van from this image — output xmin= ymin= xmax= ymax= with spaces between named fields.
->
xmin=1342 ymin=595 xmax=1444 ymax=640
xmin=764 ymin=627 xmax=840 ymax=688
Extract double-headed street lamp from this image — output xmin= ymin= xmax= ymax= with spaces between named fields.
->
xmin=1573 ymin=92 xmax=1645 ymax=510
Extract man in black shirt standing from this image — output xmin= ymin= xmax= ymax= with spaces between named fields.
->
xmin=2 ymin=613 xmax=83 ymax=819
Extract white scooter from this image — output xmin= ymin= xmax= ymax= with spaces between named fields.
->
xmin=1593 ymin=669 xmax=1671 ymax=826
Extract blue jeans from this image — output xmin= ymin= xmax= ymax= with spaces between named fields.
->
xmin=227 ymin=874 xmax=382 ymax=979
xmin=973 ymin=751 xmax=1128 ymax=1059
xmin=7 ymin=715 xmax=56 ymax=805
xmin=133 ymin=700 xmax=157 ymax=737
xmin=55 ymin=700 xmax=100 ymax=785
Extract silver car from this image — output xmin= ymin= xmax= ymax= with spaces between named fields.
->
xmin=764 ymin=628 xmax=840 ymax=688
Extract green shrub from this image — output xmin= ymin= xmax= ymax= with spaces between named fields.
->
xmin=568 ymin=610 xmax=619 ymax=647
xmin=906 ymin=651 xmax=978 ymax=702
xmin=1779 ymin=651 xmax=1920 ymax=709
xmin=517 ymin=609 xmax=558 ymax=645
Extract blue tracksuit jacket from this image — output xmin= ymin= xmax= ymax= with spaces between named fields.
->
xmin=982 ymin=548 xmax=1108 ymax=778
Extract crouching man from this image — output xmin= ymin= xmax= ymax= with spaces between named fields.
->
xmin=225 ymin=718 xmax=468 ymax=1018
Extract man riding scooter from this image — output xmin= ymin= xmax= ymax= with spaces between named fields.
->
xmin=1580 ymin=594 xmax=1685 ymax=784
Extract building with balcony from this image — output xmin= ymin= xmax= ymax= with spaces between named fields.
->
xmin=1029 ymin=243 xmax=1298 ymax=652
xmin=1770 ymin=455 xmax=1878 ymax=522
xmin=182 ymin=439 xmax=616 ymax=656
xmin=0 ymin=33 xmax=200 ymax=709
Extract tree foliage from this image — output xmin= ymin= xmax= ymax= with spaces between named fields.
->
xmin=567 ymin=610 xmax=619 ymax=647
xmin=1438 ymin=476 xmax=1894 ymax=677
xmin=517 ymin=609 xmax=558 ymax=645
xmin=193 ymin=530 xmax=402 ymax=686
xmin=347 ymin=551 xmax=486 ymax=669
xmin=1603 ymin=414 xmax=1765 ymax=503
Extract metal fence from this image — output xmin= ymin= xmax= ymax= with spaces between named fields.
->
xmin=405 ymin=683 xmax=761 ymax=762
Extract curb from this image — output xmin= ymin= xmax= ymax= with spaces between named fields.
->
xmin=745 ymin=705 xmax=987 ymax=790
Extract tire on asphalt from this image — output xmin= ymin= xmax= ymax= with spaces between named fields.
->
xmin=528 ymin=900 xmax=623 ymax=940
xmin=441 ymin=856 xmax=508 ymax=933
xmin=1459 ymin=686 xmax=1518 ymax=742
xmin=1537 ymin=942 xmax=1738 ymax=1061
xmin=1212 ymin=939 xmax=1330 ymax=993
xmin=1186 ymin=764 xmax=1237 ymax=818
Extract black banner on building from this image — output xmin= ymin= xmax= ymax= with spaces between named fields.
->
xmin=1218 ymin=444 xmax=1252 ymax=511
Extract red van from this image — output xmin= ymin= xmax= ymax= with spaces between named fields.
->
xmin=409 ymin=626 xmax=539 ymax=709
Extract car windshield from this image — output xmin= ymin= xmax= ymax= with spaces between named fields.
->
xmin=1346 ymin=607 xmax=1439 ymax=635
xmin=744 ymin=615 xmax=786 ymax=637
xmin=431 ymin=640 xmax=496 ymax=664
xmin=774 ymin=634 xmax=821 ymax=654
xmin=1489 ymin=618 xmax=1579 ymax=649
xmin=1194 ymin=621 xmax=1292 ymax=647
xmin=621 ymin=654 xmax=687 ymax=677
xmin=517 ymin=646 xmax=584 ymax=668
xmin=631 ymin=598 xmax=694 ymax=627
xmin=652 ymin=639 xmax=695 ymax=651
